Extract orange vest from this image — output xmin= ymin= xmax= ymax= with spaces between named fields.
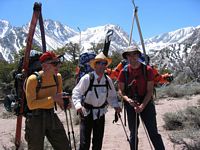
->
xmin=106 ymin=62 xmax=124 ymax=80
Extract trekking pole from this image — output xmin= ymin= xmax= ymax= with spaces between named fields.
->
xmin=117 ymin=113 xmax=130 ymax=143
xmin=68 ymin=109 xmax=77 ymax=150
xmin=135 ymin=112 xmax=138 ymax=150
xmin=139 ymin=113 xmax=154 ymax=150
xmin=124 ymin=105 xmax=127 ymax=126
xmin=64 ymin=109 xmax=72 ymax=150
xmin=63 ymin=92 xmax=72 ymax=150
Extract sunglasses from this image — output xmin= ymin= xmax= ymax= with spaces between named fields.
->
xmin=48 ymin=61 xmax=61 ymax=67
xmin=96 ymin=61 xmax=108 ymax=66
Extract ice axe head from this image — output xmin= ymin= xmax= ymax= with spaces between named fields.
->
xmin=105 ymin=29 xmax=114 ymax=42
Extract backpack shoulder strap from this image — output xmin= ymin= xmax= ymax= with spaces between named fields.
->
xmin=53 ymin=74 xmax=59 ymax=93
xmin=123 ymin=65 xmax=129 ymax=92
xmin=84 ymin=72 xmax=111 ymax=99
xmin=104 ymin=74 xmax=111 ymax=89
xmin=84 ymin=72 xmax=95 ymax=97
xmin=32 ymin=71 xmax=42 ymax=94
xmin=104 ymin=74 xmax=112 ymax=98
xmin=141 ymin=63 xmax=146 ymax=76
xmin=53 ymin=74 xmax=59 ymax=110
xmin=141 ymin=63 xmax=147 ymax=81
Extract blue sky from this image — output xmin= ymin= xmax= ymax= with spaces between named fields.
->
xmin=1 ymin=0 xmax=200 ymax=41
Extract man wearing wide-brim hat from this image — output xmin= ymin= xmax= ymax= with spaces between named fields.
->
xmin=122 ymin=45 xmax=142 ymax=59
xmin=118 ymin=45 xmax=165 ymax=150
xmin=72 ymin=52 xmax=121 ymax=150
xmin=89 ymin=52 xmax=112 ymax=69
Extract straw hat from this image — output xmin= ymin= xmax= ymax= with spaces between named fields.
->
xmin=89 ymin=52 xmax=112 ymax=69
xmin=122 ymin=45 xmax=142 ymax=59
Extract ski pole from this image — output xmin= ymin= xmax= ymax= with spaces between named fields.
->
xmin=63 ymin=92 xmax=72 ymax=149
xmin=117 ymin=113 xmax=130 ymax=143
xmin=124 ymin=104 xmax=127 ymax=126
xmin=139 ymin=113 xmax=154 ymax=150
xmin=135 ymin=112 xmax=138 ymax=150
xmin=64 ymin=109 xmax=72 ymax=150
xmin=68 ymin=109 xmax=77 ymax=150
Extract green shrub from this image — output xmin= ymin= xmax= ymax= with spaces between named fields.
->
xmin=156 ymin=82 xmax=200 ymax=99
xmin=169 ymin=129 xmax=200 ymax=150
xmin=163 ymin=112 xmax=185 ymax=130
xmin=164 ymin=106 xmax=200 ymax=149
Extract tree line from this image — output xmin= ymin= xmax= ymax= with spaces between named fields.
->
xmin=0 ymin=42 xmax=122 ymax=93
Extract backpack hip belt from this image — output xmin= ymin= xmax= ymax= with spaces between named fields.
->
xmin=83 ymin=102 xmax=108 ymax=109
xmin=26 ymin=108 xmax=54 ymax=117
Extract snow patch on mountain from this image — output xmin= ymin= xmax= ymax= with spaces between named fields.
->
xmin=143 ymin=26 xmax=196 ymax=52
xmin=0 ymin=18 xmax=200 ymax=66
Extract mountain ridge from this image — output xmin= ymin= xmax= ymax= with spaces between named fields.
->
xmin=0 ymin=19 xmax=199 ymax=64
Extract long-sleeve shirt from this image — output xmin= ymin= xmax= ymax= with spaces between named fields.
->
xmin=25 ymin=72 xmax=62 ymax=110
xmin=72 ymin=71 xmax=120 ymax=120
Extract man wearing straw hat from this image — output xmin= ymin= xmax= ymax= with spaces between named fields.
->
xmin=118 ymin=45 xmax=165 ymax=150
xmin=72 ymin=52 xmax=122 ymax=150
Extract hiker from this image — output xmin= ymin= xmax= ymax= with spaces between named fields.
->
xmin=25 ymin=51 xmax=70 ymax=150
xmin=118 ymin=45 xmax=165 ymax=150
xmin=106 ymin=59 xmax=128 ymax=80
xmin=72 ymin=52 xmax=122 ymax=150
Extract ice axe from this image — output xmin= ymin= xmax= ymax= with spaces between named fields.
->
xmin=102 ymin=29 xmax=114 ymax=57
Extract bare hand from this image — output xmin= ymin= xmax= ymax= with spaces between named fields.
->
xmin=62 ymin=94 xmax=72 ymax=109
xmin=127 ymin=98 xmax=139 ymax=107
xmin=52 ymin=93 xmax=64 ymax=110
xmin=134 ymin=103 xmax=145 ymax=113
xmin=77 ymin=107 xmax=88 ymax=116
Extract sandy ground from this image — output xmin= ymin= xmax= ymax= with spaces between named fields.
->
xmin=0 ymin=94 xmax=199 ymax=150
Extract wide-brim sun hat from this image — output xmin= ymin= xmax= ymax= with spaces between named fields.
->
xmin=122 ymin=45 xmax=142 ymax=59
xmin=89 ymin=52 xmax=112 ymax=69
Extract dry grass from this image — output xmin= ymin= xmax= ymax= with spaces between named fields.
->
xmin=163 ymin=106 xmax=200 ymax=149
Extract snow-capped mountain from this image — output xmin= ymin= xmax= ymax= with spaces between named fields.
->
xmin=0 ymin=18 xmax=200 ymax=69
xmin=68 ymin=24 xmax=129 ymax=53
xmin=143 ymin=26 xmax=200 ymax=51
xmin=0 ymin=19 xmax=130 ymax=61
xmin=140 ymin=25 xmax=200 ymax=71
xmin=0 ymin=19 xmax=78 ymax=61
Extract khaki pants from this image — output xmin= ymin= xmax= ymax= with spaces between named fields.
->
xmin=25 ymin=109 xmax=70 ymax=150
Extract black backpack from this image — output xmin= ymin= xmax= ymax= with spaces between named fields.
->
xmin=12 ymin=53 xmax=42 ymax=116
xmin=4 ymin=52 xmax=58 ymax=116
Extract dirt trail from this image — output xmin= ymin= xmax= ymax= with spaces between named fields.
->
xmin=102 ymin=95 xmax=200 ymax=150
xmin=0 ymin=94 xmax=199 ymax=149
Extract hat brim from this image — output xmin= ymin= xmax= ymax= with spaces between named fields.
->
xmin=122 ymin=50 xmax=141 ymax=59
xmin=89 ymin=58 xmax=112 ymax=69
